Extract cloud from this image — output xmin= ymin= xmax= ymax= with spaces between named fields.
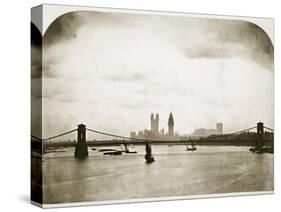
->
xmin=44 ymin=12 xmax=273 ymax=70
xmin=173 ymin=20 xmax=273 ymax=70
xmin=103 ymin=72 xmax=147 ymax=82
xmin=185 ymin=43 xmax=241 ymax=58
xmin=41 ymin=11 xmax=274 ymax=137
xmin=43 ymin=12 xmax=82 ymax=46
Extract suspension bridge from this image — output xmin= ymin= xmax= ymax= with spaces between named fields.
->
xmin=31 ymin=122 xmax=274 ymax=159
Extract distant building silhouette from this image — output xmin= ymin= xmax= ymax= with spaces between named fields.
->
xmin=160 ymin=128 xmax=165 ymax=136
xmin=150 ymin=113 xmax=159 ymax=134
xmin=168 ymin=112 xmax=174 ymax=137
xmin=130 ymin=131 xmax=137 ymax=138
xmin=192 ymin=122 xmax=223 ymax=137
xmin=216 ymin=123 xmax=223 ymax=135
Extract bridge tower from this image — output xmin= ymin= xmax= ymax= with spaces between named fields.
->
xmin=75 ymin=124 xmax=88 ymax=159
xmin=256 ymin=122 xmax=264 ymax=149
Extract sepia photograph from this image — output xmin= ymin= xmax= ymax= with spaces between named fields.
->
xmin=31 ymin=4 xmax=274 ymax=207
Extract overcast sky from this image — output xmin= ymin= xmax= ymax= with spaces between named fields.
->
xmin=37 ymin=11 xmax=274 ymax=138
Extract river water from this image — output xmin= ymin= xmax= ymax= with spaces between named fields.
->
xmin=42 ymin=145 xmax=273 ymax=204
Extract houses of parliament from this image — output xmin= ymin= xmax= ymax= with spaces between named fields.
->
xmin=130 ymin=112 xmax=177 ymax=140
xmin=130 ymin=112 xmax=224 ymax=140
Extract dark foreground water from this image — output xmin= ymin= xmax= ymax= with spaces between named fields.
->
xmin=42 ymin=145 xmax=273 ymax=204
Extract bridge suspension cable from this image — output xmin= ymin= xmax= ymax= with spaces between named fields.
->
xmin=31 ymin=135 xmax=42 ymax=141
xmin=231 ymin=126 xmax=257 ymax=135
xmin=43 ymin=129 xmax=77 ymax=141
xmin=264 ymin=126 xmax=274 ymax=131
xmin=207 ymin=126 xmax=257 ymax=139
xmin=86 ymin=128 xmax=140 ymax=141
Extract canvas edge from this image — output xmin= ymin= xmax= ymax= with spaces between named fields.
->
xmin=39 ymin=191 xmax=274 ymax=209
xmin=31 ymin=5 xmax=43 ymax=207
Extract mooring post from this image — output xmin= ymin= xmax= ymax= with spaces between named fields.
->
xmin=74 ymin=124 xmax=88 ymax=159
